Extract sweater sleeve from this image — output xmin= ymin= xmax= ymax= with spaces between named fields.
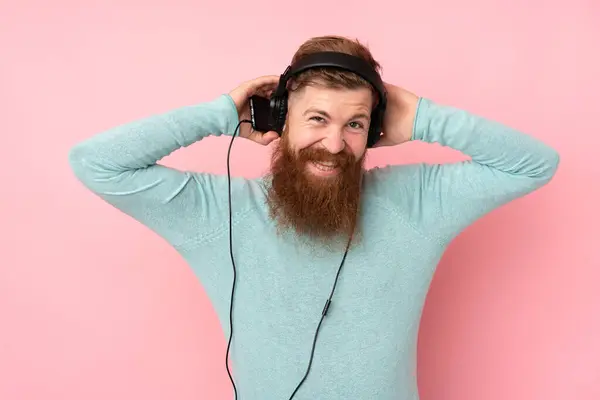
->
xmin=68 ymin=94 xmax=242 ymax=249
xmin=378 ymin=97 xmax=560 ymax=244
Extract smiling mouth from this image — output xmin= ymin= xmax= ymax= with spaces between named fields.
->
xmin=312 ymin=161 xmax=337 ymax=170
xmin=307 ymin=160 xmax=341 ymax=176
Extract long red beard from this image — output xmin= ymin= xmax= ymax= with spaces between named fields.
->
xmin=265 ymin=134 xmax=365 ymax=242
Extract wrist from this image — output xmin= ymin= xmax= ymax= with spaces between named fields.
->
xmin=391 ymin=88 xmax=418 ymax=143
xmin=221 ymin=94 xmax=242 ymax=135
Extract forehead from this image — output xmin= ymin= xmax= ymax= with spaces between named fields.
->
xmin=289 ymin=85 xmax=373 ymax=114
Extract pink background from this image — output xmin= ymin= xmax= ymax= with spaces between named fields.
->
xmin=1 ymin=1 xmax=599 ymax=399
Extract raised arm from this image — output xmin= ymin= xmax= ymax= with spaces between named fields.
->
xmin=68 ymin=94 xmax=242 ymax=248
xmin=69 ymin=76 xmax=281 ymax=250
xmin=69 ymin=75 xmax=281 ymax=250
xmin=372 ymin=85 xmax=560 ymax=243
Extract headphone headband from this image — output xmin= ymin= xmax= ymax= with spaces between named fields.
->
xmin=275 ymin=52 xmax=385 ymax=99
xmin=269 ymin=51 xmax=387 ymax=148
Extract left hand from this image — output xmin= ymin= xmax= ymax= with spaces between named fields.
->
xmin=228 ymin=75 xmax=280 ymax=145
xmin=373 ymin=82 xmax=420 ymax=147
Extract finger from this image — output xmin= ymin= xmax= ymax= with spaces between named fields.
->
xmin=246 ymin=75 xmax=279 ymax=91
xmin=252 ymin=75 xmax=280 ymax=85
xmin=257 ymin=86 xmax=274 ymax=99
xmin=249 ymin=130 xmax=279 ymax=146
xmin=249 ymin=75 xmax=280 ymax=95
xmin=261 ymin=131 xmax=280 ymax=145
xmin=256 ymin=83 xmax=278 ymax=96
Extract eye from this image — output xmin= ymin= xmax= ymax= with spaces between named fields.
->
xmin=348 ymin=121 xmax=365 ymax=130
xmin=309 ymin=116 xmax=325 ymax=123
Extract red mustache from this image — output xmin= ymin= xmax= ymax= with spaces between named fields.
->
xmin=297 ymin=147 xmax=355 ymax=168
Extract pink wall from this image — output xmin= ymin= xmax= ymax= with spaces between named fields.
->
xmin=1 ymin=1 xmax=598 ymax=399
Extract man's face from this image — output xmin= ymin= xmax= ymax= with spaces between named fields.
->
xmin=286 ymin=84 xmax=373 ymax=165
xmin=266 ymin=83 xmax=374 ymax=241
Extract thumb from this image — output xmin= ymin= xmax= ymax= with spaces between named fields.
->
xmin=250 ymin=130 xmax=279 ymax=146
xmin=261 ymin=131 xmax=280 ymax=145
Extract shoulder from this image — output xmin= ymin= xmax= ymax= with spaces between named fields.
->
xmin=188 ymin=171 xmax=267 ymax=208
xmin=362 ymin=163 xmax=427 ymax=220
xmin=169 ymin=172 xmax=268 ymax=250
xmin=362 ymin=163 xmax=448 ymax=241
xmin=363 ymin=163 xmax=425 ymax=199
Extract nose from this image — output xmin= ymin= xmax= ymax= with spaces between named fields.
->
xmin=321 ymin=126 xmax=345 ymax=154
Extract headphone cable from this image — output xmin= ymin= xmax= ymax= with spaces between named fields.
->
xmin=286 ymin=238 xmax=350 ymax=400
xmin=225 ymin=119 xmax=251 ymax=400
xmin=225 ymin=119 xmax=352 ymax=400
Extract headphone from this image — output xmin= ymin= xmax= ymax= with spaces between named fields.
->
xmin=268 ymin=51 xmax=387 ymax=148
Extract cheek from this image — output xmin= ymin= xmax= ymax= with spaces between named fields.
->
xmin=286 ymin=126 xmax=321 ymax=152
xmin=345 ymin=134 xmax=367 ymax=159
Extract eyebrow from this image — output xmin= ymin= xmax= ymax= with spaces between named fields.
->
xmin=303 ymin=107 xmax=370 ymax=121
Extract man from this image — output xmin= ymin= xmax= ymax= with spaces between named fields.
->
xmin=69 ymin=36 xmax=560 ymax=399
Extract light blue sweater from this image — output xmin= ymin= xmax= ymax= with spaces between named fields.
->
xmin=68 ymin=93 xmax=559 ymax=400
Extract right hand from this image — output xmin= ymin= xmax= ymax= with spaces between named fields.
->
xmin=228 ymin=75 xmax=281 ymax=145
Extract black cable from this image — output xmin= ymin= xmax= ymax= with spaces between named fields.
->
xmin=286 ymin=238 xmax=350 ymax=400
xmin=225 ymin=119 xmax=251 ymax=400
xmin=226 ymin=119 xmax=353 ymax=400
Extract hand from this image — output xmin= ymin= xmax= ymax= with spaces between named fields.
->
xmin=228 ymin=75 xmax=280 ymax=146
xmin=373 ymin=83 xmax=420 ymax=147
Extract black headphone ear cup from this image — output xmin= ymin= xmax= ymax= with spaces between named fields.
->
xmin=269 ymin=94 xmax=288 ymax=135
xmin=276 ymin=94 xmax=288 ymax=134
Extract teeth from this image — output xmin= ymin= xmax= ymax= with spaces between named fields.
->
xmin=312 ymin=161 xmax=337 ymax=171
